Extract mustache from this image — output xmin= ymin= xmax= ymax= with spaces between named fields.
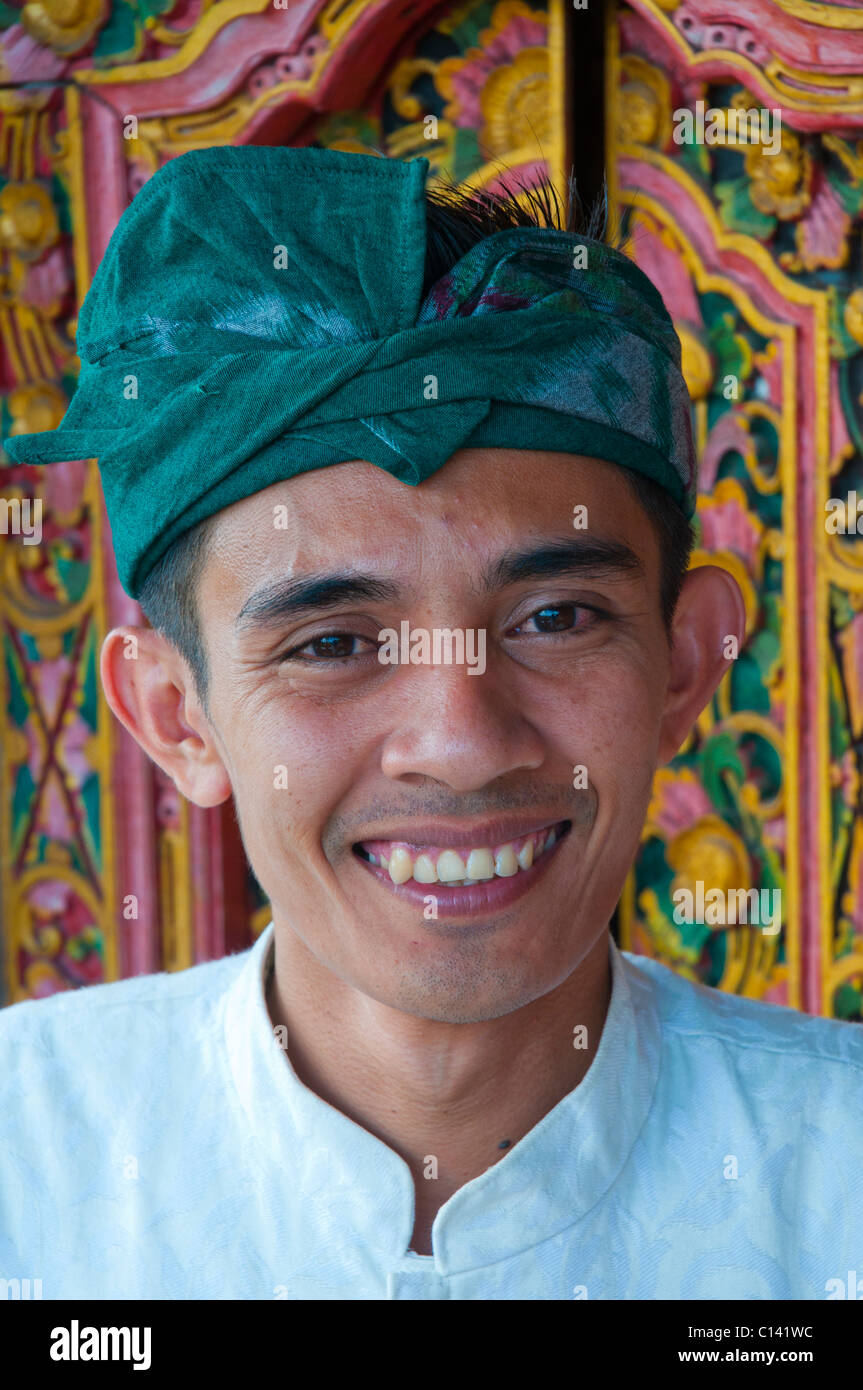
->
xmin=328 ymin=783 xmax=596 ymax=841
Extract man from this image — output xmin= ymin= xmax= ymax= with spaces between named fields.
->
xmin=1 ymin=145 xmax=861 ymax=1301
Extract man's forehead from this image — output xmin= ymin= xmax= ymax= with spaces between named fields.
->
xmin=214 ymin=448 xmax=640 ymax=538
xmin=200 ymin=449 xmax=654 ymax=616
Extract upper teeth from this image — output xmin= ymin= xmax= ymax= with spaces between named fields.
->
xmin=362 ymin=826 xmax=560 ymax=886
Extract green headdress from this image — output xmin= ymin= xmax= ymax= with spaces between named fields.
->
xmin=3 ymin=145 xmax=696 ymax=598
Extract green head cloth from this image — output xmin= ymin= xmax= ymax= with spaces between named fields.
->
xmin=2 ymin=145 xmax=697 ymax=599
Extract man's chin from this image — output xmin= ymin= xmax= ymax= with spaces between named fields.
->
xmin=335 ymin=924 xmax=583 ymax=1026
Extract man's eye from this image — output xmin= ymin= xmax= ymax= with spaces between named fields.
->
xmin=516 ymin=604 xmax=591 ymax=634
xmin=280 ymin=633 xmax=374 ymax=663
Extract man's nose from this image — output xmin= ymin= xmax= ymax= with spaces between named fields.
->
xmin=379 ymin=659 xmax=546 ymax=792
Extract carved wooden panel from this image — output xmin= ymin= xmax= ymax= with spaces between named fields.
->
xmin=611 ymin=0 xmax=863 ymax=1018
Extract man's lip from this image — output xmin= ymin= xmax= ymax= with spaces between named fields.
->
xmin=353 ymin=825 xmax=568 ymax=918
xmin=352 ymin=816 xmax=570 ymax=852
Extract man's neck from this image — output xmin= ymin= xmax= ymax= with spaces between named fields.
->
xmin=265 ymin=926 xmax=613 ymax=1255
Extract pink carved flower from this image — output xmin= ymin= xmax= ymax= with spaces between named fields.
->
xmin=19 ymin=245 xmax=69 ymax=309
xmin=832 ymin=748 xmax=859 ymax=813
xmin=762 ymin=816 xmax=786 ymax=852
xmin=698 ymin=492 xmax=761 ymax=570
xmin=794 ymin=163 xmax=850 ymax=272
xmin=647 ymin=768 xmax=713 ymax=838
xmin=443 ymin=16 xmax=546 ymax=127
xmin=0 ymin=26 xmax=65 ymax=81
xmin=761 ymin=979 xmax=789 ymax=1006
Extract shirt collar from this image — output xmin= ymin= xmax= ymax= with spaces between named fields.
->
xmin=223 ymin=922 xmax=662 ymax=1276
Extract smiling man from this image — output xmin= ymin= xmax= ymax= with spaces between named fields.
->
xmin=1 ymin=145 xmax=862 ymax=1301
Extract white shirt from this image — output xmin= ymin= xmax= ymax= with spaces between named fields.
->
xmin=1 ymin=921 xmax=862 ymax=1300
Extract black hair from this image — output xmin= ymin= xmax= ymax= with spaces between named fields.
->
xmin=137 ymin=167 xmax=696 ymax=716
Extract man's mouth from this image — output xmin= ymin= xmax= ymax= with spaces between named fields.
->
xmin=353 ymin=820 xmax=571 ymax=888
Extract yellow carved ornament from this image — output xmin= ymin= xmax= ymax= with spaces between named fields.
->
xmin=5 ymin=382 xmax=67 ymax=437
xmin=617 ymin=56 xmax=672 ymax=149
xmin=744 ymin=129 xmax=811 ymax=219
xmin=21 ymin=0 xmax=109 ymax=56
xmin=0 ymin=182 xmax=59 ymax=260
xmin=844 ymin=288 xmax=863 ymax=348
xmin=667 ymin=814 xmax=751 ymax=907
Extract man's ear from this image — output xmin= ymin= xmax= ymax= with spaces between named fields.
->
xmin=657 ymin=564 xmax=746 ymax=766
xmin=100 ymin=626 xmax=233 ymax=807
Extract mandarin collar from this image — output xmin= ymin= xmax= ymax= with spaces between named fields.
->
xmin=223 ymin=922 xmax=661 ymax=1276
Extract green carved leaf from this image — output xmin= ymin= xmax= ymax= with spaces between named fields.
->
xmin=135 ymin=0 xmax=177 ymax=19
xmin=316 ymin=111 xmax=382 ymax=148
xmin=453 ymin=127 xmax=481 ymax=185
xmin=80 ymin=623 xmax=99 ymax=731
xmin=715 ymin=175 xmax=776 ymax=239
xmin=676 ymin=137 xmax=711 ymax=184
xmin=827 ymin=286 xmax=861 ymax=361
xmin=708 ymin=309 xmax=749 ymax=384
xmin=92 ymin=0 xmax=139 ymax=66
xmin=441 ymin=0 xmax=496 ymax=48
xmin=51 ymin=172 xmax=72 ymax=238
xmin=746 ymin=627 xmax=782 ymax=687
xmin=701 ymin=731 xmax=746 ymax=812
xmin=834 ymin=981 xmax=862 ymax=1021
xmin=826 ymin=163 xmax=863 ymax=221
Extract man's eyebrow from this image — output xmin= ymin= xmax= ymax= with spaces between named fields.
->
xmin=481 ymin=538 xmax=645 ymax=591
xmin=235 ymin=539 xmax=644 ymax=631
xmin=235 ymin=573 xmax=401 ymax=632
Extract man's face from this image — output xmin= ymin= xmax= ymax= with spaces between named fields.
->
xmin=182 ymin=447 xmax=687 ymax=1023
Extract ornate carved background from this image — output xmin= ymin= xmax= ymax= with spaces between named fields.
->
xmin=612 ymin=0 xmax=863 ymax=1020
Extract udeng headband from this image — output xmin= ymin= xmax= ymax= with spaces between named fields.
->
xmin=2 ymin=145 xmax=696 ymax=598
